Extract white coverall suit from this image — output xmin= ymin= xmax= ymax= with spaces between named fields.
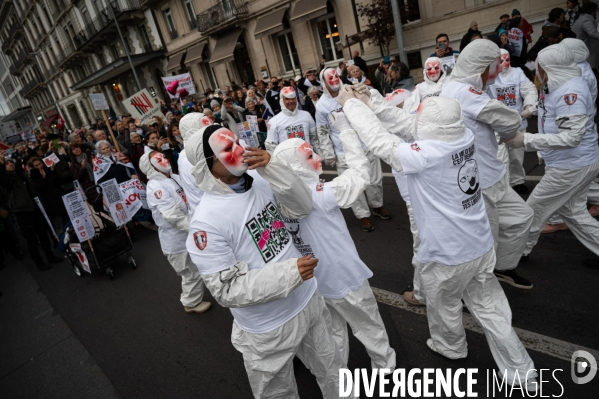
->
xmin=272 ymin=131 xmax=396 ymax=370
xmin=316 ymin=68 xmax=384 ymax=220
xmin=265 ymin=93 xmax=318 ymax=154
xmin=548 ymin=39 xmax=599 ymax=226
xmin=177 ymin=112 xmax=212 ymax=215
xmin=341 ymin=94 xmax=537 ymax=388
xmin=440 ymin=40 xmax=534 ymax=272
xmin=139 ymin=153 xmax=205 ymax=307
xmin=184 ymin=129 xmax=345 ymax=399
xmin=488 ymin=49 xmax=538 ymax=187
xmin=504 ymin=45 xmax=599 ymax=257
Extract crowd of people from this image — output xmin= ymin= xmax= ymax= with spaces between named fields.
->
xmin=2 ymin=2 xmax=599 ymax=395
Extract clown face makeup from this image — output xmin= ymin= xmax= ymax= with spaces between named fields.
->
xmin=281 ymin=86 xmax=296 ymax=99
xmin=208 ymin=128 xmax=248 ymax=176
xmin=200 ymin=116 xmax=212 ymax=127
xmin=151 ymin=152 xmax=172 ymax=174
xmin=385 ymin=88 xmax=413 ymax=107
xmin=324 ymin=69 xmax=340 ymax=92
xmin=425 ymin=60 xmax=441 ymax=82
xmin=295 ymin=142 xmax=322 ymax=175
xmin=499 ymin=53 xmax=510 ymax=72
xmin=486 ymin=57 xmax=501 ymax=86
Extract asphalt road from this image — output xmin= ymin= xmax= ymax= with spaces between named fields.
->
xmin=1 ymin=151 xmax=599 ymax=398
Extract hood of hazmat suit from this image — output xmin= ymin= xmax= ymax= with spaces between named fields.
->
xmin=179 ymin=112 xmax=212 ymax=143
xmin=560 ymin=38 xmax=589 ymax=64
xmin=272 ymin=138 xmax=321 ymax=185
xmin=499 ymin=49 xmax=513 ymax=78
xmin=536 ymin=44 xmax=581 ymax=92
xmin=423 ymin=56 xmax=446 ymax=86
xmin=319 ymin=67 xmax=344 ymax=98
xmin=416 ymin=97 xmax=465 ymax=142
xmin=449 ymin=39 xmax=501 ymax=90
xmin=139 ymin=151 xmax=168 ymax=181
xmin=385 ymin=88 xmax=413 ymax=107
xmin=280 ymin=86 xmax=298 ymax=117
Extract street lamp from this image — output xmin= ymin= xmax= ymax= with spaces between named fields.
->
xmin=29 ymin=51 xmax=70 ymax=131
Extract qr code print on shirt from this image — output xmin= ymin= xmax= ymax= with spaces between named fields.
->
xmin=495 ymin=86 xmax=517 ymax=107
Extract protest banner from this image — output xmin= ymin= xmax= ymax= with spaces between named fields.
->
xmin=237 ymin=121 xmax=259 ymax=148
xmin=34 ymin=197 xmax=59 ymax=241
xmin=100 ymin=179 xmax=129 ymax=227
xmin=43 ymin=153 xmax=60 ymax=167
xmin=161 ymin=73 xmax=196 ymax=99
xmin=120 ymin=179 xmax=143 ymax=217
xmin=122 ymin=89 xmax=163 ymax=125
xmin=62 ymin=191 xmax=96 ymax=242
xmin=73 ymin=180 xmax=87 ymax=201
xmin=89 ymin=93 xmax=110 ymax=110
xmin=69 ymin=243 xmax=91 ymax=274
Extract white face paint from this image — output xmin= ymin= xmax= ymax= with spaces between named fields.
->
xmin=499 ymin=53 xmax=510 ymax=72
xmin=325 ymin=69 xmax=341 ymax=92
xmin=150 ymin=152 xmax=172 ymax=174
xmin=208 ymin=128 xmax=248 ymax=176
xmin=425 ymin=60 xmax=441 ymax=82
xmin=486 ymin=57 xmax=502 ymax=87
xmin=295 ymin=142 xmax=322 ymax=175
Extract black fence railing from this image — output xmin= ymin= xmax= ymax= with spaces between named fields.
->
xmin=197 ymin=0 xmax=248 ymax=33
xmin=21 ymin=77 xmax=45 ymax=98
xmin=73 ymin=0 xmax=141 ymax=49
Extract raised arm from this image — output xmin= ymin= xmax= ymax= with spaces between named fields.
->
xmin=477 ymin=99 xmax=522 ymax=138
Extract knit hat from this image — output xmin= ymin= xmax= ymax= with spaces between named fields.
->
xmin=210 ymin=99 xmax=219 ymax=108
xmin=497 ymin=28 xmax=508 ymax=37
xmin=470 ymin=21 xmax=478 ymax=28
xmin=512 ymin=9 xmax=520 ymax=17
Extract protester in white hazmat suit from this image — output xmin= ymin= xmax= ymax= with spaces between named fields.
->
xmin=503 ymin=44 xmax=599 ymax=268
xmin=316 ymin=67 xmax=390 ymax=232
xmin=139 ymin=152 xmax=211 ymax=313
xmin=272 ymin=120 xmax=396 ymax=371
xmin=339 ymin=92 xmax=538 ymax=390
xmin=184 ymin=125 xmax=345 ymax=398
xmin=544 ymin=38 xmax=599 ymax=232
xmin=440 ymin=39 xmax=534 ymax=290
xmin=177 ymin=112 xmax=212 ymax=215
xmin=265 ymin=86 xmax=318 ymax=154
xmin=403 ymin=56 xmax=446 ymax=114
xmin=487 ymin=49 xmax=538 ymax=193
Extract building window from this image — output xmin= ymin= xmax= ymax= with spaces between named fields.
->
xmin=110 ymin=44 xmax=119 ymax=61
xmin=138 ymin=24 xmax=152 ymax=52
xmin=163 ymin=8 xmax=178 ymax=40
xmin=315 ymin=12 xmax=342 ymax=62
xmin=276 ymin=26 xmax=300 ymax=74
xmin=79 ymin=5 xmax=92 ymax=26
xmin=407 ymin=51 xmax=422 ymax=69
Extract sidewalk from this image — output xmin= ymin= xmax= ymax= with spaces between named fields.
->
xmin=0 ymin=257 xmax=121 ymax=399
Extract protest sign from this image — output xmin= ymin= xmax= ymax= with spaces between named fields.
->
xmin=246 ymin=115 xmax=259 ymax=134
xmin=69 ymin=243 xmax=91 ymax=274
xmin=161 ymin=73 xmax=196 ymax=99
xmin=73 ymin=180 xmax=87 ymax=201
xmin=120 ymin=179 xmax=143 ymax=217
xmin=62 ymin=191 xmax=95 ymax=242
xmin=237 ymin=122 xmax=258 ymax=148
xmin=89 ymin=93 xmax=110 ymax=110
xmin=122 ymin=89 xmax=163 ymax=125
xmin=100 ymin=179 xmax=129 ymax=227
xmin=43 ymin=153 xmax=60 ymax=167
xmin=34 ymin=197 xmax=59 ymax=241
xmin=440 ymin=56 xmax=456 ymax=76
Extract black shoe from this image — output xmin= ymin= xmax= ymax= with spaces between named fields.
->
xmin=36 ymin=262 xmax=52 ymax=271
xmin=512 ymin=184 xmax=529 ymax=195
xmin=47 ymin=254 xmax=64 ymax=264
xmin=582 ymin=258 xmax=599 ymax=268
xmin=494 ymin=269 xmax=533 ymax=289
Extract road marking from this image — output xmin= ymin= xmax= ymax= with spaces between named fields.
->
xmin=321 ymin=170 xmax=599 ymax=183
xmin=371 ymin=287 xmax=599 ymax=364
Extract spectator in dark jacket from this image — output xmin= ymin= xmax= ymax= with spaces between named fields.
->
xmin=460 ymin=21 xmax=482 ymax=51
xmin=28 ymin=157 xmax=67 ymax=234
xmin=565 ymin=0 xmax=581 ymax=29
xmin=68 ymin=143 xmax=101 ymax=205
xmin=495 ymin=14 xmax=511 ymax=33
xmin=303 ymin=86 xmax=320 ymax=121
xmin=297 ymin=68 xmax=321 ymax=96
xmin=498 ymin=29 xmax=516 ymax=55
xmin=571 ymin=1 xmax=599 ymax=70
xmin=352 ymin=50 xmax=369 ymax=79
xmin=0 ymin=157 xmax=63 ymax=270
xmin=527 ymin=26 xmax=563 ymax=61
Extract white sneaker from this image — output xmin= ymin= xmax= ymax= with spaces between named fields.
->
xmin=184 ymin=301 xmax=212 ymax=314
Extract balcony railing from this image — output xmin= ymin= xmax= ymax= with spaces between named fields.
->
xmin=143 ymin=42 xmax=153 ymax=52
xmin=73 ymin=0 xmax=141 ymax=50
xmin=197 ymin=0 xmax=248 ymax=33
xmin=1 ymin=23 xmax=18 ymax=54
xmin=11 ymin=45 xmax=32 ymax=74
xmin=21 ymin=76 xmax=46 ymax=98
xmin=167 ymin=29 xmax=178 ymax=40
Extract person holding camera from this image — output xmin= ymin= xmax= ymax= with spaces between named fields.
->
xmin=430 ymin=33 xmax=460 ymax=58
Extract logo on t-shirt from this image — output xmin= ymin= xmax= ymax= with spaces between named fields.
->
xmin=193 ymin=231 xmax=207 ymax=250
xmin=154 ymin=190 xmax=162 ymax=199
xmin=283 ymin=217 xmax=315 ymax=257
xmin=411 ymin=143 xmax=421 ymax=152
xmin=468 ymin=87 xmax=483 ymax=95
xmin=564 ymin=94 xmax=578 ymax=105
xmin=246 ymin=201 xmax=290 ymax=262
xmin=495 ymin=86 xmax=517 ymax=106
xmin=285 ymin=124 xmax=306 ymax=140
xmin=175 ymin=187 xmax=187 ymax=203
xmin=458 ymin=159 xmax=480 ymax=195
xmin=316 ymin=183 xmax=324 ymax=192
